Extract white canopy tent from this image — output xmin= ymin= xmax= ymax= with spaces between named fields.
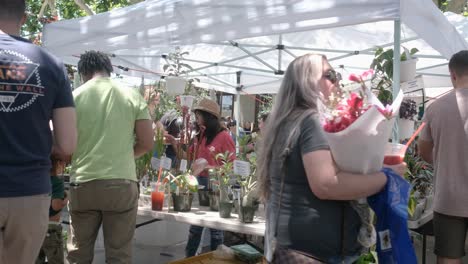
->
xmin=43 ymin=0 xmax=468 ymax=97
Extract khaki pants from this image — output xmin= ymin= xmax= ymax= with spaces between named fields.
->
xmin=0 ymin=194 xmax=50 ymax=264
xmin=67 ymin=179 xmax=138 ymax=264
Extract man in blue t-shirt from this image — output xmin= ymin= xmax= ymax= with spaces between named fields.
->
xmin=0 ymin=1 xmax=77 ymax=263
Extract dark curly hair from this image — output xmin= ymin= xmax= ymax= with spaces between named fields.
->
xmin=0 ymin=0 xmax=25 ymax=22
xmin=78 ymin=51 xmax=113 ymax=77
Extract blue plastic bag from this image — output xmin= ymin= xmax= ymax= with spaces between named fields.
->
xmin=367 ymin=168 xmax=417 ymax=264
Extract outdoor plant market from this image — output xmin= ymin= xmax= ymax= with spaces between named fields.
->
xmin=2 ymin=0 xmax=468 ymax=264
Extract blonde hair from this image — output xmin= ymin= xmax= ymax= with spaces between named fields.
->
xmin=257 ymin=54 xmax=326 ymax=201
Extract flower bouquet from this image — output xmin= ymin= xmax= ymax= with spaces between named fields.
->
xmin=321 ymin=69 xmax=403 ymax=248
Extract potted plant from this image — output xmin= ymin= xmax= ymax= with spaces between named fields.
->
xmin=398 ymin=99 xmax=418 ymax=139
xmin=210 ymin=152 xmax=234 ymax=218
xmin=370 ymin=46 xmax=419 ymax=105
xmin=162 ymin=47 xmax=200 ymax=96
xmin=404 ymin=153 xmax=434 ymax=220
xmin=235 ymin=155 xmax=259 ymax=223
xmin=167 ymin=171 xmax=199 ymax=212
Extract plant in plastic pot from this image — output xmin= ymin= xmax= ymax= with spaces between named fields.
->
xmin=370 ymin=46 xmax=419 ymax=105
xmin=236 ymin=155 xmax=259 ymax=223
xmin=398 ymin=99 xmax=418 ymax=139
xmin=404 ymin=153 xmax=434 ymax=220
xmin=162 ymin=47 xmax=200 ymax=96
xmin=213 ymin=151 xmax=235 ymax=218
xmin=167 ymin=171 xmax=198 ymax=212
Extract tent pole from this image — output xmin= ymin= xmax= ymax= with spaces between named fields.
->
xmin=392 ymin=19 xmax=401 ymax=142
xmin=278 ymin=34 xmax=283 ymax=72
xmin=234 ymin=71 xmax=242 ymax=154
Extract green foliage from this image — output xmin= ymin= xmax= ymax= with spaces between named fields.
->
xmin=258 ymin=94 xmax=273 ymax=118
xmin=214 ymin=151 xmax=234 ymax=186
xmin=163 ymin=47 xmax=201 ymax=95
xmin=153 ymin=81 xmax=179 ymax=121
xmin=237 ymin=155 xmax=258 ymax=207
xmin=356 ymin=251 xmax=377 ymax=264
xmin=167 ymin=171 xmax=198 ymax=193
xmin=163 ymin=47 xmax=192 ymax=76
xmin=370 ymin=47 xmax=419 ymax=105
xmin=404 ymin=152 xmax=434 ymax=217
xmin=237 ymin=134 xmax=251 ymax=161
xmin=23 ymin=0 xmax=131 ymax=42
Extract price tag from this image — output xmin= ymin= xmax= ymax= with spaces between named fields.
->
xmin=179 ymin=159 xmax=188 ymax=172
xmin=151 ymin=157 xmax=161 ymax=169
xmin=161 ymin=157 xmax=172 ymax=170
xmin=234 ymin=160 xmax=251 ymax=177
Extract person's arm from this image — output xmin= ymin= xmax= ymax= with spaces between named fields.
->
xmin=418 ymin=108 xmax=434 ymax=164
xmin=303 ymin=149 xmax=391 ymax=200
xmin=418 ymin=139 xmax=434 ymax=164
xmin=134 ymin=119 xmax=154 ymax=158
xmin=52 ymin=107 xmax=77 ymax=158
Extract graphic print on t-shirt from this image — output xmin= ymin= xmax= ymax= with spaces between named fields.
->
xmin=0 ymin=49 xmax=43 ymax=112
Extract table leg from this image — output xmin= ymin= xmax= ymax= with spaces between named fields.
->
xmin=135 ymin=219 xmax=162 ymax=228
xmin=422 ymin=235 xmax=427 ymax=264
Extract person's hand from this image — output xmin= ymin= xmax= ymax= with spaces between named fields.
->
xmin=51 ymin=198 xmax=66 ymax=211
xmin=164 ymin=133 xmax=177 ymax=145
xmin=383 ymin=162 xmax=407 ymax=177
xmin=192 ymin=158 xmax=208 ymax=176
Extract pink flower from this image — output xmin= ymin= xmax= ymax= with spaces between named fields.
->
xmin=348 ymin=74 xmax=361 ymax=83
xmin=361 ymin=69 xmax=374 ymax=80
xmin=377 ymin=105 xmax=393 ymax=119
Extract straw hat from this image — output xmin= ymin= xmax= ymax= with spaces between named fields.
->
xmin=192 ymin=98 xmax=221 ymax=119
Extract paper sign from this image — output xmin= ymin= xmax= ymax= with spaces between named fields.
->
xmin=151 ymin=157 xmax=161 ymax=169
xmin=234 ymin=160 xmax=251 ymax=177
xmin=161 ymin=157 xmax=172 ymax=170
xmin=179 ymin=159 xmax=188 ymax=172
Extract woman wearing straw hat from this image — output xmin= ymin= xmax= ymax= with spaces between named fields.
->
xmin=185 ymin=98 xmax=236 ymax=257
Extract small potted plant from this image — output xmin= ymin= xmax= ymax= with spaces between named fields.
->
xmin=213 ymin=152 xmax=234 ymax=218
xmin=405 ymin=153 xmax=434 ymax=220
xmin=370 ymin=46 xmax=419 ymax=105
xmin=167 ymin=172 xmax=199 ymax=212
xmin=398 ymin=99 xmax=418 ymax=139
xmin=235 ymin=155 xmax=259 ymax=223
xmin=162 ymin=47 xmax=200 ymax=97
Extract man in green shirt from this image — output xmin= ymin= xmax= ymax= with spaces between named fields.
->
xmin=67 ymin=51 xmax=153 ymax=263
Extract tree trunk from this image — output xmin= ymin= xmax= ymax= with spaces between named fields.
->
xmin=447 ymin=0 xmax=466 ymax=13
xmin=433 ymin=0 xmax=466 ymax=13
xmin=74 ymin=0 xmax=95 ymax=16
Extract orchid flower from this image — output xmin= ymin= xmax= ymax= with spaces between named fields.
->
xmin=377 ymin=104 xmax=393 ymax=119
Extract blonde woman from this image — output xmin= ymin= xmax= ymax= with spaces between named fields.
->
xmin=257 ymin=54 xmax=406 ymax=263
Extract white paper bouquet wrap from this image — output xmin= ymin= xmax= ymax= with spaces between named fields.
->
xmin=326 ymin=90 xmax=403 ymax=174
xmin=324 ymin=90 xmax=404 ymax=248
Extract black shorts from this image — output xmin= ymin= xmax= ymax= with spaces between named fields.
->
xmin=433 ymin=211 xmax=468 ymax=258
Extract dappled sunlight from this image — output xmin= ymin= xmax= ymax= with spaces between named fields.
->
xmin=41 ymin=0 xmax=467 ymax=95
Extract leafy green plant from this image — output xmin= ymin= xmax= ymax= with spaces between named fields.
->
xmin=370 ymin=47 xmax=419 ymax=105
xmin=168 ymin=171 xmax=199 ymax=194
xmin=237 ymin=155 xmax=259 ymax=207
xmin=162 ymin=47 xmax=200 ymax=95
xmin=404 ymin=153 xmax=434 ymax=217
xmin=258 ymin=94 xmax=273 ymax=119
xmin=356 ymin=251 xmax=377 ymax=264
xmin=237 ymin=135 xmax=252 ymax=161
xmin=214 ymin=151 xmax=234 ymax=186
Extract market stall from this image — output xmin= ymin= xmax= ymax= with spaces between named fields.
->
xmin=42 ymin=0 xmax=466 ymax=263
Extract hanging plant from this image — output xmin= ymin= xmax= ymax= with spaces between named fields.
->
xmin=399 ymin=99 xmax=418 ymax=120
xmin=370 ymin=47 xmax=419 ymax=105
